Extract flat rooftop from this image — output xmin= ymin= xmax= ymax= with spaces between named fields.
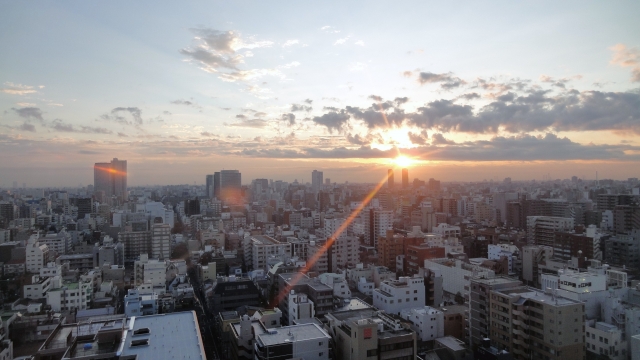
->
xmin=496 ymin=286 xmax=579 ymax=306
xmin=118 ymin=311 xmax=205 ymax=359
xmin=256 ymin=323 xmax=330 ymax=346
xmin=251 ymin=235 xmax=279 ymax=245
xmin=471 ymin=276 xmax=521 ymax=285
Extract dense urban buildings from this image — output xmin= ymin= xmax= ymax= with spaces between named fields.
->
xmin=2 ymin=162 xmax=640 ymax=359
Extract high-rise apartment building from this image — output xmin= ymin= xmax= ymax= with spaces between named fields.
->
xmin=490 ymin=286 xmax=585 ymax=359
xmin=312 ymin=170 xmax=323 ymax=193
xmin=526 ymin=216 xmax=574 ymax=246
xmin=366 ymin=209 xmax=393 ymax=247
xmin=388 ymin=169 xmax=394 ymax=189
xmin=93 ymin=158 xmax=127 ymax=200
xmin=151 ymin=223 xmax=171 ymax=260
xmin=220 ymin=170 xmax=241 ymax=202
xmin=213 ymin=172 xmax=221 ymax=198
xmin=402 ymin=168 xmax=409 ymax=188
xmin=205 ymin=174 xmax=214 ymax=198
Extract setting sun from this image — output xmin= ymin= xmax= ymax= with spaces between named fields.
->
xmin=392 ymin=155 xmax=415 ymax=167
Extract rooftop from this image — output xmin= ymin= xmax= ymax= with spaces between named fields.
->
xmin=118 ymin=311 xmax=205 ymax=359
xmin=251 ymin=235 xmax=279 ymax=245
xmin=256 ymin=323 xmax=330 ymax=346
xmin=496 ymin=286 xmax=580 ymax=306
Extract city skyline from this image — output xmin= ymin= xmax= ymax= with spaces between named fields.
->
xmin=1 ymin=2 xmax=640 ymax=187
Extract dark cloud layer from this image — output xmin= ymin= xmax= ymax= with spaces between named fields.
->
xmin=309 ymin=90 xmax=640 ymax=134
xmin=225 ymin=133 xmax=640 ymax=162
xmin=12 ymin=107 xmax=43 ymax=121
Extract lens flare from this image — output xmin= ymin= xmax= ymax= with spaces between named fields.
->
xmin=393 ymin=155 xmax=414 ymax=167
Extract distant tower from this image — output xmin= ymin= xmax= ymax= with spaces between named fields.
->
xmin=94 ymin=158 xmax=127 ymax=201
xmin=388 ymin=169 xmax=394 ymax=189
xmin=206 ymin=174 xmax=214 ymax=198
xmin=402 ymin=168 xmax=409 ymax=188
xmin=213 ymin=172 xmax=221 ymax=198
xmin=220 ymin=170 xmax=241 ymax=202
xmin=312 ymin=170 xmax=323 ymax=193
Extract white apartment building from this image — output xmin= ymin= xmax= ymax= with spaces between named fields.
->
xmin=432 ymin=223 xmax=461 ymax=238
xmin=39 ymin=229 xmax=72 ymax=256
xmin=323 ymin=217 xmax=360 ymax=268
xmin=134 ymin=254 xmax=167 ymax=287
xmin=373 ymin=276 xmax=425 ymax=315
xmin=287 ymin=291 xmax=315 ymax=325
xmin=400 ymin=306 xmax=445 ymax=341
xmin=250 ymin=235 xmax=289 ymax=271
xmin=151 ymin=223 xmax=171 ymax=260
xmin=46 ymin=278 xmax=92 ymax=312
xmin=586 ymin=322 xmax=626 ymax=360
xmin=24 ymin=275 xmax=52 ymax=300
xmin=39 ymin=262 xmax=62 ymax=278
xmin=487 ymin=244 xmax=519 ymax=275
xmin=255 ymin=323 xmax=330 ymax=360
xmin=26 ymin=235 xmax=49 ymax=274
xmin=423 ymin=258 xmax=495 ymax=299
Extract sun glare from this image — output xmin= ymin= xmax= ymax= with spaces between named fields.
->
xmin=393 ymin=155 xmax=414 ymax=167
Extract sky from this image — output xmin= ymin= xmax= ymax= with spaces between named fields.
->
xmin=1 ymin=1 xmax=639 ymax=187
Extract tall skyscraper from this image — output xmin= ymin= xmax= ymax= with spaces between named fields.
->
xmin=220 ymin=170 xmax=241 ymax=202
xmin=312 ymin=170 xmax=323 ymax=193
xmin=205 ymin=174 xmax=214 ymax=198
xmin=402 ymin=168 xmax=409 ymax=188
xmin=387 ymin=169 xmax=394 ymax=189
xmin=213 ymin=172 xmax=221 ymax=198
xmin=94 ymin=158 xmax=127 ymax=201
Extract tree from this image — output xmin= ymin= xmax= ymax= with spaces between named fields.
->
xmin=171 ymin=242 xmax=189 ymax=260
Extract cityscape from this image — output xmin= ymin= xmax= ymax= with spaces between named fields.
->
xmin=1 ymin=2 xmax=640 ymax=360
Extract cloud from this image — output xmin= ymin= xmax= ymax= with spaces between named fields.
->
xmin=407 ymin=130 xmax=429 ymax=145
xmin=225 ymin=133 xmax=640 ymax=162
xmin=334 ymin=35 xmax=351 ymax=45
xmin=349 ymin=62 xmax=367 ymax=71
xmin=281 ymin=113 xmax=296 ymax=125
xmin=346 ymin=133 xmax=371 ymax=145
xmin=355 ymin=40 xmax=365 ymax=46
xmin=408 ymin=90 xmax=640 ymax=134
xmin=117 ymin=132 xmax=128 ymax=138
xmin=291 ymin=103 xmax=312 ymax=112
xmin=19 ymin=123 xmax=36 ymax=132
xmin=458 ymin=92 xmax=481 ymax=101
xmin=312 ymin=111 xmax=350 ymax=133
xmin=12 ymin=107 xmax=43 ymax=121
xmin=108 ymin=107 xmax=143 ymax=125
xmin=2 ymin=82 xmax=39 ymax=95
xmin=181 ymin=27 xmax=279 ymax=82
xmin=417 ymin=72 xmax=466 ymax=89
xmin=610 ymin=44 xmax=640 ymax=82
xmin=320 ymin=26 xmax=340 ymax=33
xmin=282 ymin=39 xmax=299 ymax=48
xmin=226 ymin=118 xmax=269 ymax=128
xmin=50 ymin=119 xmax=112 ymax=134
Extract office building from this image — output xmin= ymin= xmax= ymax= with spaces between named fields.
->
xmin=312 ymin=170 xmax=323 ymax=194
xmin=213 ymin=171 xmax=221 ymax=198
xmin=120 ymin=230 xmax=152 ymax=264
xmin=206 ymin=174 xmax=214 ymax=198
xmin=220 ymin=169 xmax=242 ymax=202
xmin=401 ymin=168 xmax=409 ymax=188
xmin=93 ymin=158 xmax=127 ymax=200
